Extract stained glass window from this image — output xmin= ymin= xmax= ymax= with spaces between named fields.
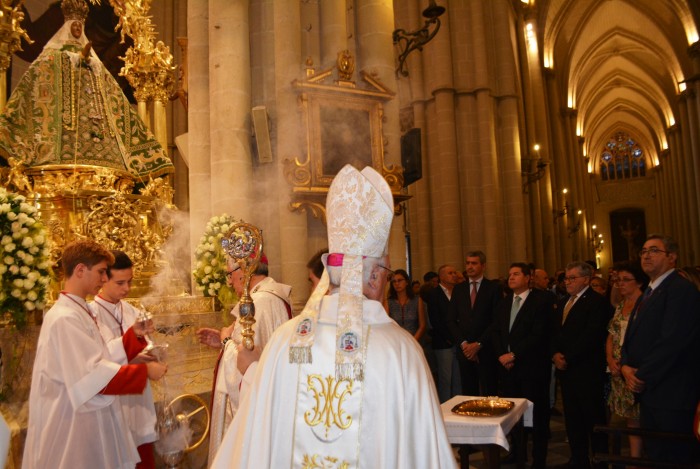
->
xmin=599 ymin=131 xmax=646 ymax=181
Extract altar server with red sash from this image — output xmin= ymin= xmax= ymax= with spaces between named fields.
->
xmin=23 ymin=240 xmax=167 ymax=469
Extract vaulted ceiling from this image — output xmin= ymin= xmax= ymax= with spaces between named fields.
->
xmin=536 ymin=0 xmax=699 ymax=171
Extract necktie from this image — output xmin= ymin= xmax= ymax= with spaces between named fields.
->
xmin=562 ymin=294 xmax=577 ymax=324
xmin=509 ymin=295 xmax=521 ymax=331
xmin=631 ymin=287 xmax=652 ymax=323
xmin=470 ymin=281 xmax=478 ymax=307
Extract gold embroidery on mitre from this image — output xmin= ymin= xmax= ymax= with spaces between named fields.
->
xmin=302 ymin=454 xmax=350 ymax=469
xmin=304 ymin=374 xmax=353 ymax=438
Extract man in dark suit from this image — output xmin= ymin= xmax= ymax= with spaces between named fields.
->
xmin=492 ymin=263 xmax=555 ymax=468
xmin=551 ymin=261 xmax=611 ymax=469
xmin=448 ymin=250 xmax=501 ymax=396
xmin=426 ymin=264 xmax=462 ymax=402
xmin=621 ymin=234 xmax=700 ymax=463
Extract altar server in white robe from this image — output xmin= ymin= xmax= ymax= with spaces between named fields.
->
xmin=23 ymin=240 xmax=168 ymax=469
xmin=196 ymin=254 xmax=292 ymax=464
xmin=212 ymin=165 xmax=457 ymax=469
xmin=91 ymin=250 xmax=159 ymax=469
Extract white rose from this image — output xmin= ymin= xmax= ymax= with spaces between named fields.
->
xmin=4 ymin=243 xmax=15 ymax=252
xmin=27 ymin=271 xmax=39 ymax=281
xmin=11 ymin=289 xmax=21 ymax=298
xmin=20 ymin=266 xmax=30 ymax=275
xmin=23 ymin=279 xmax=35 ymax=290
xmin=27 ymin=291 xmax=38 ymax=301
xmin=29 ymin=246 xmax=39 ymax=254
xmin=208 ymin=236 xmax=215 ymax=243
xmin=7 ymin=212 xmax=17 ymax=221
xmin=0 ymin=203 xmax=10 ymax=213
xmin=24 ymin=301 xmax=36 ymax=311
xmin=207 ymin=288 xmax=215 ymax=296
xmin=204 ymin=266 xmax=212 ymax=274
xmin=22 ymin=237 xmax=34 ymax=248
xmin=16 ymin=250 xmax=25 ymax=259
xmin=19 ymin=202 xmax=33 ymax=213
xmin=34 ymin=234 xmax=44 ymax=245
xmin=210 ymin=259 xmax=218 ymax=267
xmin=24 ymin=254 xmax=34 ymax=265
xmin=11 ymin=222 xmax=20 ymax=232
xmin=1 ymin=236 xmax=11 ymax=245
xmin=13 ymin=278 xmax=24 ymax=288
xmin=9 ymin=265 xmax=19 ymax=274
xmin=21 ymin=227 xmax=28 ymax=234
xmin=4 ymin=256 xmax=13 ymax=265
xmin=39 ymin=277 xmax=50 ymax=285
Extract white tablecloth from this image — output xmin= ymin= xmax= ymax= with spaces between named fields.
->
xmin=441 ymin=396 xmax=533 ymax=450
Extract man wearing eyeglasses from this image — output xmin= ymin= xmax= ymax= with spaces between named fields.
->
xmin=550 ymin=261 xmax=612 ymax=469
xmin=196 ymin=253 xmax=293 ymax=463
xmin=621 ymin=234 xmax=700 ymax=463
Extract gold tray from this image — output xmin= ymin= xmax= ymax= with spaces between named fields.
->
xmin=451 ymin=398 xmax=515 ymax=417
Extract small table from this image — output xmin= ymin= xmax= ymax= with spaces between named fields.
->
xmin=441 ymin=396 xmax=533 ymax=469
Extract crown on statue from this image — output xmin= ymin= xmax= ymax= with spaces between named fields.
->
xmin=61 ymin=0 xmax=89 ymax=22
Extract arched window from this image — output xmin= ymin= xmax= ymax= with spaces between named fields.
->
xmin=599 ymin=132 xmax=645 ymax=181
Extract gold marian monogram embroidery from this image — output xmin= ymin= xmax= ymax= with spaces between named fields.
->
xmin=304 ymin=374 xmax=353 ymax=438
xmin=301 ymin=454 xmax=350 ymax=469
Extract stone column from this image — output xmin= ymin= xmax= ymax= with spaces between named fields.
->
xmin=463 ymin=0 xmax=501 ymax=268
xmin=543 ymin=68 xmax=569 ymax=266
xmin=187 ymin=0 xmax=212 ymax=258
xmin=402 ymin=0 xmax=434 ymax=277
xmin=677 ymin=92 xmax=697 ymax=262
xmin=356 ymin=0 xmax=405 ymax=268
xmin=272 ymin=0 xmax=309 ymax=310
xmin=208 ymin=0 xmax=253 ymax=219
xmin=492 ymin=0 xmax=527 ymax=266
xmin=675 ymin=93 xmax=693 ymax=256
xmin=320 ymin=0 xmax=347 ymax=67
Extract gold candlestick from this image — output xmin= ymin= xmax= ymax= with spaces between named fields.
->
xmin=221 ymin=222 xmax=263 ymax=350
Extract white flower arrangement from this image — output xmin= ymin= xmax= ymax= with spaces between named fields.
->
xmin=0 ymin=188 xmax=51 ymax=329
xmin=192 ymin=214 xmax=238 ymax=304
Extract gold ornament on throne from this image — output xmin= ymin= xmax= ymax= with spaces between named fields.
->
xmin=220 ymin=223 xmax=263 ymax=351
xmin=0 ymin=0 xmax=178 ymax=301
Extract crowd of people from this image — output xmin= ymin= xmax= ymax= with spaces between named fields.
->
xmin=19 ymin=171 xmax=700 ymax=468
xmin=392 ymin=239 xmax=700 ymax=468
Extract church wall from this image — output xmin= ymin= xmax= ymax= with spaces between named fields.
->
xmin=187 ymin=0 xmax=213 ymax=285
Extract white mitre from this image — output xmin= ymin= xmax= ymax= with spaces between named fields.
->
xmin=289 ymin=164 xmax=394 ymax=380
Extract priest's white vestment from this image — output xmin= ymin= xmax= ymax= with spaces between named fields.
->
xmin=212 ymin=293 xmax=457 ymax=469
xmin=23 ymin=294 xmax=140 ymax=469
xmin=92 ymin=297 xmax=157 ymax=447
xmin=208 ymin=276 xmax=292 ymax=463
